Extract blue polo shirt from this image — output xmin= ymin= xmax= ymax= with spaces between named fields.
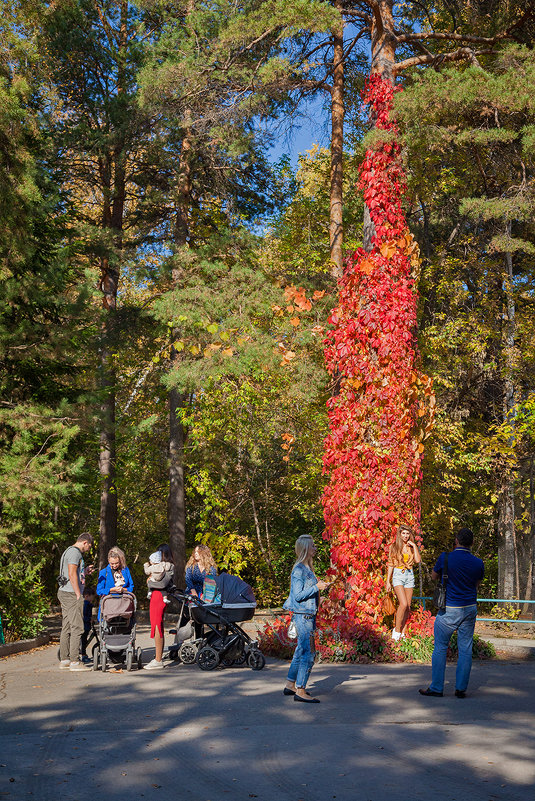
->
xmin=434 ymin=548 xmax=484 ymax=606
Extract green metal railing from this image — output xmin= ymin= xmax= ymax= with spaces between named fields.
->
xmin=415 ymin=596 xmax=535 ymax=623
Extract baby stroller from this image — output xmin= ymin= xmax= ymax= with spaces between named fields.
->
xmin=93 ymin=591 xmax=142 ymax=671
xmin=174 ymin=573 xmax=265 ymax=671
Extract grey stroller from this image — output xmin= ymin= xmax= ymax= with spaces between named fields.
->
xmin=93 ymin=591 xmax=142 ymax=671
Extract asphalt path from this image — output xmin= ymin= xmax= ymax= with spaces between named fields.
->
xmin=1 ymin=627 xmax=534 ymax=801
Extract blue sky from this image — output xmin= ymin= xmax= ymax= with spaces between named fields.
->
xmin=266 ymin=95 xmax=331 ymax=168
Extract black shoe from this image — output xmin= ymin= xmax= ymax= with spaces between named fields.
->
xmin=283 ymin=688 xmax=296 ymax=696
xmin=419 ymin=688 xmax=443 ymax=697
xmin=455 ymin=689 xmax=467 ymax=698
xmin=294 ymin=694 xmax=320 ymax=703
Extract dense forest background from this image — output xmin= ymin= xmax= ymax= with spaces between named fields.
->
xmin=2 ymin=0 xmax=534 ymax=637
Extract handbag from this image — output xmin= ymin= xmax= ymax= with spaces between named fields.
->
xmin=383 ymin=593 xmax=396 ymax=616
xmin=432 ymin=553 xmax=449 ymax=611
xmin=287 ymin=618 xmax=297 ymax=639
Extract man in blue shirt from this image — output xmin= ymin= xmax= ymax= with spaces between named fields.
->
xmin=419 ymin=528 xmax=484 ymax=698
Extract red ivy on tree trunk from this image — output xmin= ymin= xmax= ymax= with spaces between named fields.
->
xmin=322 ymin=74 xmax=431 ymax=626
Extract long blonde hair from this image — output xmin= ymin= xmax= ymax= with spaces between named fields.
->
xmin=186 ymin=543 xmax=217 ymax=573
xmin=389 ymin=524 xmax=414 ymax=564
xmin=108 ymin=546 xmax=126 ymax=569
xmin=294 ymin=535 xmax=315 ymax=570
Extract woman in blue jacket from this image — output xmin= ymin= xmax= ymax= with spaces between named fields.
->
xmin=283 ymin=535 xmax=330 ymax=704
xmin=96 ymin=547 xmax=134 ymax=602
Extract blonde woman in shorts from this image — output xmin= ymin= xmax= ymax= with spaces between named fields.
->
xmin=386 ymin=525 xmax=421 ymax=640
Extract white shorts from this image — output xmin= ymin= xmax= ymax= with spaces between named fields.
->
xmin=392 ymin=568 xmax=415 ymax=589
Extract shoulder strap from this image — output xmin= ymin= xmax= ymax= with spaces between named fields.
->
xmin=59 ymin=549 xmax=66 ymax=578
xmin=442 ymin=552 xmax=449 ymax=586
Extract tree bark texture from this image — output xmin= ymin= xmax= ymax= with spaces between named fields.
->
xmin=167 ymin=118 xmax=193 ymax=582
xmin=168 ymin=387 xmax=187 ymax=584
xmin=98 ymin=312 xmax=117 ymax=567
xmin=498 ymin=243 xmax=518 ymax=599
xmin=329 ymin=2 xmax=345 ymax=279
xmin=362 ymin=0 xmax=396 ymax=251
xmin=97 ymin=1 xmax=128 ymax=565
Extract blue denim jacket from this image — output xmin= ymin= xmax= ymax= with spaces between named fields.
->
xmin=283 ymin=563 xmax=319 ymax=614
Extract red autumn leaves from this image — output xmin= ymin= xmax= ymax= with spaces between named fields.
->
xmin=321 ymin=75 xmax=429 ymax=626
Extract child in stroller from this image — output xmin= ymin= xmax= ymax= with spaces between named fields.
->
xmin=93 ymin=591 xmax=142 ymax=672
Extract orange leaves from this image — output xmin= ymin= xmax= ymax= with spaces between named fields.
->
xmin=289 ymin=317 xmax=300 ymax=327
xmin=284 ymin=285 xmax=312 ymax=311
xmin=281 ymin=432 xmax=296 ymax=462
xmin=379 ymin=241 xmax=397 ymax=260
xmin=277 ymin=342 xmax=296 ymax=366
xmin=359 ymin=258 xmax=375 ymax=275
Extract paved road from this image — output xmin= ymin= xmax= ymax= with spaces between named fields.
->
xmin=1 ymin=628 xmax=534 ymax=801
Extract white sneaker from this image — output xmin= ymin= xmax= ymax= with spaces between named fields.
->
xmin=143 ymin=659 xmax=164 ymax=670
xmin=391 ymin=630 xmax=401 ymax=641
xmin=69 ymin=660 xmax=91 ymax=671
xmin=59 ymin=659 xmax=71 ymax=669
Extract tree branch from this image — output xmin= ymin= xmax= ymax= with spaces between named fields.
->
xmin=396 ymin=31 xmax=509 ymax=45
xmin=395 ymin=47 xmax=496 ymax=73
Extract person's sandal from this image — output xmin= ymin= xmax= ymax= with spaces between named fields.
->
xmin=283 ymin=688 xmax=296 ymax=696
xmin=419 ymin=688 xmax=443 ymax=697
xmin=294 ymin=695 xmax=320 ymax=703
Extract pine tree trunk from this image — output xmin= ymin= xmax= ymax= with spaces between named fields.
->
xmin=329 ymin=2 xmax=344 ymax=279
xmin=168 ymin=386 xmax=186 ymax=583
xmin=530 ymin=458 xmax=535 ymax=617
xmin=98 ymin=309 xmax=117 ymax=567
xmin=363 ymin=0 xmax=396 ymax=250
xmin=499 ymin=243 xmax=517 ymax=599
xmin=96 ymin=0 xmax=129 ymax=566
xmin=167 ymin=114 xmax=193 ymax=582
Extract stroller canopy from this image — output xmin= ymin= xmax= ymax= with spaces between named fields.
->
xmin=100 ymin=592 xmax=136 ymax=619
xmin=214 ymin=573 xmax=256 ymax=606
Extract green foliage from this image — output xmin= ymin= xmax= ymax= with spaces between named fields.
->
xmin=488 ymin=602 xmax=521 ymax=630
xmin=397 ymin=46 xmax=535 ymax=585
xmin=0 ymin=557 xmax=50 ymax=640
xmin=448 ymin=632 xmax=496 ymax=660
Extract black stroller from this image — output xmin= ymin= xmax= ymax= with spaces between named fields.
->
xmin=169 ymin=574 xmax=266 ymax=671
xmin=93 ymin=591 xmax=142 ymax=671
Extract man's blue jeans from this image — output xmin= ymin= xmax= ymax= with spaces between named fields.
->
xmin=430 ymin=605 xmax=477 ymax=693
xmin=287 ymin=614 xmax=316 ymax=689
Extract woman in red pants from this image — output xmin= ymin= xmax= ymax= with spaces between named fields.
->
xmin=144 ymin=543 xmax=175 ymax=670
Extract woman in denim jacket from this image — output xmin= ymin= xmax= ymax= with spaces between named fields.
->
xmin=282 ymin=535 xmax=330 ymax=703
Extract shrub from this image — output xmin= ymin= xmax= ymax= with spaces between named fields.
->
xmin=448 ymin=632 xmax=495 ymax=660
xmin=0 ymin=558 xmax=49 ymax=640
xmin=258 ymin=609 xmax=495 ymax=663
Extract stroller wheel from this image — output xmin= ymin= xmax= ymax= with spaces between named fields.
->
xmin=92 ymin=649 xmax=99 ymax=671
xmin=137 ymin=647 xmax=143 ymax=670
xmin=100 ymin=648 xmax=107 ymax=673
xmin=247 ymin=650 xmax=266 ymax=671
xmin=178 ymin=641 xmax=198 ymax=665
xmin=196 ymin=646 xmax=219 ymax=671
xmin=126 ymin=649 xmax=134 ymax=671
xmin=168 ymin=649 xmax=179 ymax=661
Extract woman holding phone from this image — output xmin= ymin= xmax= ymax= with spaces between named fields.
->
xmin=282 ymin=535 xmax=330 ymax=703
